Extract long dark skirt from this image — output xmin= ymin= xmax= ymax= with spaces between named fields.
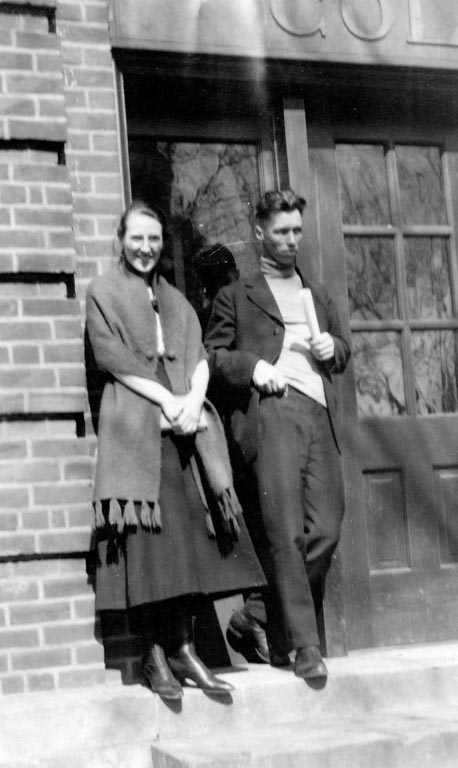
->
xmin=94 ymin=429 xmax=266 ymax=612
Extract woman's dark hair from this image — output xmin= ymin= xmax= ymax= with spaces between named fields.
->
xmin=255 ymin=189 xmax=306 ymax=223
xmin=116 ymin=199 xmax=164 ymax=241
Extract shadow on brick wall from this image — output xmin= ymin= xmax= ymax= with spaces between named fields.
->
xmin=87 ymin=546 xmax=230 ymax=686
xmin=94 ymin=602 xmax=230 ymax=686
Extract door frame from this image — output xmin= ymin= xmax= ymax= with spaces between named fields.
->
xmin=113 ymin=50 xmax=458 ymax=652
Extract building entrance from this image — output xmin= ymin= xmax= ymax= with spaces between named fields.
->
xmin=118 ymin=62 xmax=458 ymax=653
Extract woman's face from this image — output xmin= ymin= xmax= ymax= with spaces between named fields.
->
xmin=122 ymin=211 xmax=163 ymax=276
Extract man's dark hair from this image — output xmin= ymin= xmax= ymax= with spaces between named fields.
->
xmin=255 ymin=189 xmax=306 ymax=223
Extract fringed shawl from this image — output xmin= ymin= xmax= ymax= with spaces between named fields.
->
xmin=85 ymin=263 xmax=241 ymax=545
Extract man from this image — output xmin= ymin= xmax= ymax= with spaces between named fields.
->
xmin=204 ymin=190 xmax=350 ymax=679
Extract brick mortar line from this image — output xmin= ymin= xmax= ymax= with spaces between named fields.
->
xmin=0 ymin=551 xmax=90 ymax=564
xmin=57 ymin=21 xmax=107 ymax=29
xmin=60 ymin=64 xmax=115 ymax=71
xmin=61 ymin=42 xmax=112 ymax=50
xmin=64 ymin=95 xmax=108 ymax=103
xmin=3 ymin=70 xmax=63 ymax=77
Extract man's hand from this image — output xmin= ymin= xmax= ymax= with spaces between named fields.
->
xmin=252 ymin=360 xmax=286 ymax=395
xmin=310 ymin=332 xmax=335 ymax=362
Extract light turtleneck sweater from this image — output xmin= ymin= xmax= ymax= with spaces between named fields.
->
xmin=261 ymin=260 xmax=326 ymax=408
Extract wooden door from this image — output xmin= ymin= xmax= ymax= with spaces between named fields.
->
xmin=309 ymin=111 xmax=458 ymax=648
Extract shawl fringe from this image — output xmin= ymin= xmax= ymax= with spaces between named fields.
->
xmin=93 ymin=500 xmax=104 ymax=528
xmin=206 ymin=513 xmax=216 ymax=539
xmin=220 ymin=487 xmax=242 ymax=531
xmin=140 ymin=499 xmax=162 ymax=531
xmin=189 ymin=455 xmax=216 ymax=539
xmin=216 ymin=488 xmax=242 ymax=543
xmin=190 ymin=405 xmax=243 ymax=553
xmin=92 ymin=499 xmax=162 ymax=533
xmin=123 ymin=499 xmax=137 ymax=527
xmin=108 ymin=499 xmax=123 ymax=530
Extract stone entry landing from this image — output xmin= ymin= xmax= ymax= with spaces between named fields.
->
xmin=1 ymin=642 xmax=458 ymax=767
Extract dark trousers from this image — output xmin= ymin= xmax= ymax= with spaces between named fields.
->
xmin=244 ymin=388 xmax=344 ymax=650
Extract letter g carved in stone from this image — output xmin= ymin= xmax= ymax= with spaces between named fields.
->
xmin=341 ymin=0 xmax=394 ymax=41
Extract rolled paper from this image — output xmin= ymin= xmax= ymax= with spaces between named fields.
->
xmin=299 ymin=288 xmax=320 ymax=341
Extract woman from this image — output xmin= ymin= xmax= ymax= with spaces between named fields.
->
xmin=85 ymin=200 xmax=265 ymax=700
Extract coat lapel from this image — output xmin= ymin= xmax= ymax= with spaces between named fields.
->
xmin=244 ymin=268 xmax=328 ymax=332
xmin=245 ymin=272 xmax=283 ymax=324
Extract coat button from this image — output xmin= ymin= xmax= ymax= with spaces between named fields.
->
xmin=273 ymin=329 xmax=279 ymax=335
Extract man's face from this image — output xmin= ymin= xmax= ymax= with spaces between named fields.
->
xmin=256 ymin=209 xmax=303 ymax=269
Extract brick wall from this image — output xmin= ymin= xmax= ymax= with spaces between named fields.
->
xmin=0 ymin=0 xmax=126 ymax=694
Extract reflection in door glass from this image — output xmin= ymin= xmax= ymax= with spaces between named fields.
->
xmin=352 ymin=331 xmax=406 ymax=416
xmin=396 ymin=145 xmax=446 ymax=225
xmin=412 ymin=330 xmax=458 ymax=414
xmin=344 ymin=236 xmax=398 ymax=320
xmin=336 ymin=144 xmax=390 ymax=225
xmin=167 ymin=143 xmax=259 ymax=272
xmin=129 ymin=139 xmax=261 ymax=297
xmin=405 ymin=237 xmax=452 ymax=319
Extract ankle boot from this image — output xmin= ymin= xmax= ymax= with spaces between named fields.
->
xmin=166 ymin=601 xmax=234 ymax=695
xmin=142 ymin=643 xmax=183 ymax=700
xmin=168 ymin=641 xmax=234 ymax=695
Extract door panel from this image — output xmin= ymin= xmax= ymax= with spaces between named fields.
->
xmin=327 ymin=128 xmax=458 ymax=647
xmin=436 ymin=467 xmax=458 ymax=564
xmin=364 ymin=469 xmax=410 ymax=571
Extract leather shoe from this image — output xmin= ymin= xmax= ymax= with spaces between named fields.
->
xmin=294 ymin=645 xmax=328 ymax=680
xmin=168 ymin=642 xmax=234 ymax=695
xmin=142 ymin=643 xmax=183 ymax=700
xmin=226 ymin=608 xmax=270 ymax=663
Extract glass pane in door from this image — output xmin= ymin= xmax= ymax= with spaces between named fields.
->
xmin=396 ymin=146 xmax=447 ymax=225
xmin=412 ymin=330 xmax=458 ymax=414
xmin=344 ymin=236 xmax=398 ymax=320
xmin=405 ymin=237 xmax=452 ymax=319
xmin=167 ymin=143 xmax=259 ymax=271
xmin=352 ymin=331 xmax=406 ymax=416
xmin=129 ymin=139 xmax=261 ymax=299
xmin=336 ymin=144 xmax=390 ymax=225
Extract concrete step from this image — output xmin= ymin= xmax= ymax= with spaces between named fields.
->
xmin=6 ymin=708 xmax=458 ymax=768
xmin=151 ymin=707 xmax=458 ymax=768
xmin=1 ymin=643 xmax=458 ymax=767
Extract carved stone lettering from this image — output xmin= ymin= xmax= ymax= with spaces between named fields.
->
xmin=270 ymin=0 xmax=326 ymax=38
xmin=341 ymin=0 xmax=394 ymax=41
xmin=409 ymin=0 xmax=458 ymax=45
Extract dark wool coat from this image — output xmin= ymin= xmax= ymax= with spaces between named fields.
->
xmin=204 ymin=271 xmax=351 ymax=465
